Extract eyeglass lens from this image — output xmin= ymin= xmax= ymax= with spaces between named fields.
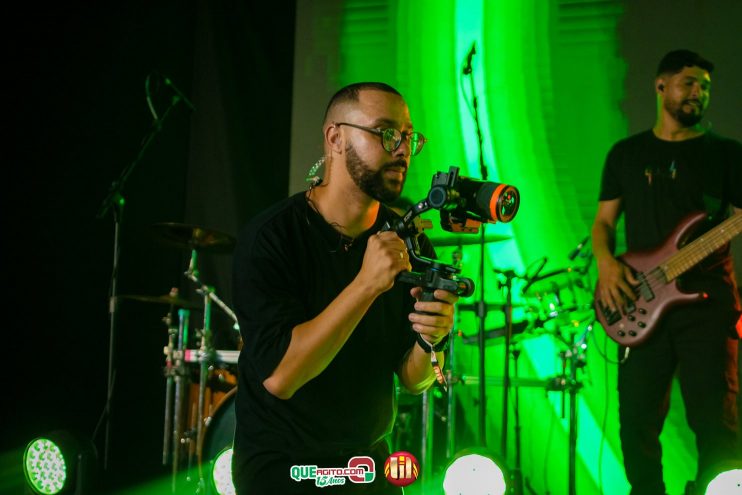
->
xmin=381 ymin=128 xmax=424 ymax=155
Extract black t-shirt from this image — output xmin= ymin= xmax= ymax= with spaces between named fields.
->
xmin=232 ymin=191 xmax=434 ymax=491
xmin=599 ymin=130 xmax=742 ymax=311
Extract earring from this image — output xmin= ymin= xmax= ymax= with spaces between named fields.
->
xmin=306 ymin=156 xmax=325 ymax=189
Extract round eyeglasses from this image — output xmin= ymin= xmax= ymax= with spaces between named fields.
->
xmin=335 ymin=122 xmax=427 ymax=156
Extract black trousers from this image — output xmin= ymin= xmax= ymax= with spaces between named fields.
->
xmin=617 ymin=306 xmax=739 ymax=495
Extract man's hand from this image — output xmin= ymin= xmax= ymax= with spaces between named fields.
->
xmin=408 ymin=288 xmax=459 ymax=345
xmin=597 ymin=255 xmax=639 ymax=312
xmin=357 ymin=231 xmax=411 ymax=295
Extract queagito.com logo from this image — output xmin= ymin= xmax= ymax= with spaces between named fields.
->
xmin=290 ymin=456 xmax=376 ymax=487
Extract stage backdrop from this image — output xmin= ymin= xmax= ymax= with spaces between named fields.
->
xmin=289 ymin=1 xmax=742 ymax=494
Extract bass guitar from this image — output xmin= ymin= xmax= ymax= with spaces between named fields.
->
xmin=595 ymin=211 xmax=742 ymax=347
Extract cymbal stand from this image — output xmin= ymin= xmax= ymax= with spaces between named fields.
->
xmin=185 ymin=249 xmax=240 ymax=329
xmin=183 ymin=248 xmax=238 ymax=489
xmin=171 ymin=307 xmax=190 ymax=492
xmin=495 ymin=268 xmax=524 ymax=493
xmin=475 ymin=227 xmax=489 ymax=447
xmin=511 ymin=343 xmax=525 ymax=494
xmin=446 ymin=245 xmax=463 ymax=460
xmin=162 ymin=304 xmax=177 ymax=467
xmin=560 ymin=318 xmax=593 ymax=495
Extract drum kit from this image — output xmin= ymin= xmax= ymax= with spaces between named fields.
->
xmin=120 ymin=224 xmax=594 ymax=494
xmin=418 ymin=233 xmax=596 ymax=495
xmin=120 ymin=222 xmax=240 ymax=493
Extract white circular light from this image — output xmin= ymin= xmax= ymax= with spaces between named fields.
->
xmin=705 ymin=468 xmax=742 ymax=495
xmin=211 ymin=447 xmax=235 ymax=495
xmin=23 ymin=438 xmax=68 ymax=495
xmin=443 ymin=453 xmax=507 ymax=495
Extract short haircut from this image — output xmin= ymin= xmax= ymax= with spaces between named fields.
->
xmin=656 ymin=49 xmax=714 ymax=76
xmin=323 ymin=82 xmax=402 ymax=124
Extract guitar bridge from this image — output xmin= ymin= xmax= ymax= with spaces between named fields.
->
xmin=600 ymin=303 xmax=622 ymax=325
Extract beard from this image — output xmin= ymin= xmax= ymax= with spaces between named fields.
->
xmin=666 ymin=98 xmax=705 ymax=127
xmin=345 ymin=143 xmax=406 ymax=203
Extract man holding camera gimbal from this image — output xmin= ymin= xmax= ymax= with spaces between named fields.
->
xmin=231 ymin=82 xmax=458 ymax=494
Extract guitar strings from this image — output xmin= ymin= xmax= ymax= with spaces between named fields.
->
xmin=627 ymin=214 xmax=741 ymax=298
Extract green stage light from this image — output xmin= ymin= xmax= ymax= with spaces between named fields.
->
xmin=704 ymin=467 xmax=742 ymax=495
xmin=442 ymin=450 xmax=508 ymax=495
xmin=210 ymin=447 xmax=235 ymax=495
xmin=22 ymin=431 xmax=96 ymax=495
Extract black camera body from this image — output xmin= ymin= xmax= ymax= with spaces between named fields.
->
xmin=383 ymin=166 xmax=520 ymax=300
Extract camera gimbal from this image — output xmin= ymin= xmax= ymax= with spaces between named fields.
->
xmin=382 ymin=166 xmax=520 ymax=301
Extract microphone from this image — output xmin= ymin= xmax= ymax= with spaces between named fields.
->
xmin=568 ymin=235 xmax=590 ymax=261
xmin=462 ymin=42 xmax=476 ymax=75
xmin=163 ymin=76 xmax=196 ymax=111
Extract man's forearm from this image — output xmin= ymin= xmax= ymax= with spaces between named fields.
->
xmin=397 ymin=342 xmax=445 ymax=395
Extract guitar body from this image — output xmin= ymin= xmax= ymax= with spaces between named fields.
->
xmin=595 ymin=212 xmax=709 ymax=347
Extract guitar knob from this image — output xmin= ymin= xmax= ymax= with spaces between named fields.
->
xmin=638 ymin=308 xmax=647 ymax=315
xmin=627 ymin=315 xmax=635 ymax=322
xmin=617 ymin=330 xmax=626 ymax=337
xmin=628 ymin=330 xmax=637 ymax=337
xmin=637 ymin=322 xmax=646 ymax=328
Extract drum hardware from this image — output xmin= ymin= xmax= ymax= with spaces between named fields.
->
xmin=162 ymin=314 xmax=239 ymax=493
xmin=519 ymin=255 xmax=594 ymax=495
xmin=450 ymin=318 xmax=593 ymax=495
xmin=562 ymin=319 xmax=593 ymax=495
xmin=459 ymin=320 xmax=532 ymax=345
xmin=161 ymin=302 xmax=178 ymax=468
xmin=448 ymin=256 xmax=593 ymax=493
xmin=169 ymin=307 xmax=190 ymax=491
xmin=183 ymin=243 xmax=240 ymax=492
xmin=149 ymin=223 xmax=240 ymax=493
xmin=488 ymin=267 xmax=526 ymax=490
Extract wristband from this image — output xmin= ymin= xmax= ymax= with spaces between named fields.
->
xmin=416 ymin=332 xmax=450 ymax=353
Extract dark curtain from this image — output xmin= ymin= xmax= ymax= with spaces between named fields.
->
xmin=4 ymin=1 xmax=295 ymax=491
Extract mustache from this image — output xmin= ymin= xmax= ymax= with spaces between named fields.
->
xmin=382 ymin=159 xmax=408 ymax=171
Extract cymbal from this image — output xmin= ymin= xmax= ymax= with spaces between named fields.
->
xmin=460 ymin=320 xmax=533 ymax=345
xmin=522 ymin=267 xmax=585 ymax=297
xmin=118 ymin=293 xmax=201 ymax=309
xmin=429 ymin=232 xmax=511 ymax=247
xmin=151 ymin=223 xmax=236 ymax=253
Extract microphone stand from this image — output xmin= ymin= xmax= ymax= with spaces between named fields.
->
xmin=462 ymin=40 xmax=490 ymax=448
xmin=94 ymin=88 xmax=185 ymax=470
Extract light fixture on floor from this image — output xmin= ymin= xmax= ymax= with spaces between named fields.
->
xmin=442 ymin=449 xmax=508 ymax=495
xmin=703 ymin=463 xmax=742 ymax=495
xmin=22 ymin=430 xmax=96 ymax=495
xmin=200 ymin=390 xmax=236 ymax=494
xmin=207 ymin=446 xmax=235 ymax=495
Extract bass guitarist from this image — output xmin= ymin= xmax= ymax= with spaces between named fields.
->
xmin=592 ymin=49 xmax=741 ymax=495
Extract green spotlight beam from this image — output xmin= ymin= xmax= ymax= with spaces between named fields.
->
xmin=331 ymin=0 xmax=695 ymax=493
